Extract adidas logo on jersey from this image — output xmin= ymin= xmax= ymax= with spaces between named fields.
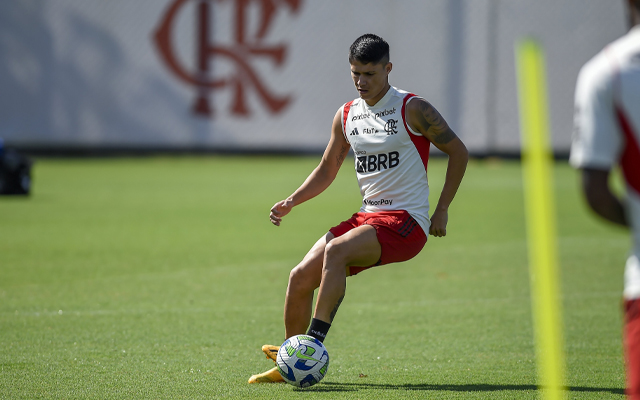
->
xmin=350 ymin=127 xmax=376 ymax=136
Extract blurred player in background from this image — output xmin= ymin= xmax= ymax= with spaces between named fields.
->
xmin=570 ymin=0 xmax=640 ymax=397
xmin=248 ymin=33 xmax=468 ymax=383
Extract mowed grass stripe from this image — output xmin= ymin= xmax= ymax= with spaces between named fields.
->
xmin=0 ymin=156 xmax=627 ymax=399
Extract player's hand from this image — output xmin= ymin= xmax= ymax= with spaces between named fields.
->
xmin=270 ymin=198 xmax=295 ymax=226
xmin=429 ymin=209 xmax=448 ymax=237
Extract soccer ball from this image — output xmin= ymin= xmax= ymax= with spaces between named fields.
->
xmin=276 ymin=334 xmax=329 ymax=388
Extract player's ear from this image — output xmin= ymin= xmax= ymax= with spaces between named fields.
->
xmin=385 ymin=62 xmax=392 ymax=74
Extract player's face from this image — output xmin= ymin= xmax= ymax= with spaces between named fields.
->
xmin=350 ymin=60 xmax=392 ymax=106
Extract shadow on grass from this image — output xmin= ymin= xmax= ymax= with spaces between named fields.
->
xmin=299 ymin=382 xmax=624 ymax=395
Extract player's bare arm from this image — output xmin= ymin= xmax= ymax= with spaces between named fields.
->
xmin=406 ymin=98 xmax=468 ymax=237
xmin=580 ymin=168 xmax=628 ymax=227
xmin=270 ymin=109 xmax=350 ymax=226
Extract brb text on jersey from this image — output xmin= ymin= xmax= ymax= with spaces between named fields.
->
xmin=356 ymin=151 xmax=400 ymax=173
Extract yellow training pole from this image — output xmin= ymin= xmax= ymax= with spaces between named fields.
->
xmin=515 ymin=38 xmax=566 ymax=399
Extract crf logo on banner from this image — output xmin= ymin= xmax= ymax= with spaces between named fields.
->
xmin=153 ymin=0 xmax=302 ymax=117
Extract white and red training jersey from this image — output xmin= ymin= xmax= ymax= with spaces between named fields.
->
xmin=570 ymin=25 xmax=640 ymax=299
xmin=341 ymin=86 xmax=432 ymax=234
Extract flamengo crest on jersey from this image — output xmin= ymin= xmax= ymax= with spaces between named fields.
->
xmin=341 ymin=86 xmax=432 ymax=234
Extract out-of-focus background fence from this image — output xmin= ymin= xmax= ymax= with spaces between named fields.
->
xmin=0 ymin=0 xmax=626 ymax=155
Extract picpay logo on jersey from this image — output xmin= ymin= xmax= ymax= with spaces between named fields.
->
xmin=356 ymin=151 xmax=400 ymax=173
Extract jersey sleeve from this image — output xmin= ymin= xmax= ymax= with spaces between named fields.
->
xmin=569 ymin=53 xmax=622 ymax=170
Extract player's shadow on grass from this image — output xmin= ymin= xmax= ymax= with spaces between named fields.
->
xmin=306 ymin=382 xmax=624 ymax=395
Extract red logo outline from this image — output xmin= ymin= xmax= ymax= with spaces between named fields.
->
xmin=153 ymin=0 xmax=302 ymax=117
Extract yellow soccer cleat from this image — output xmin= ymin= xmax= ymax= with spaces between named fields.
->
xmin=248 ymin=366 xmax=285 ymax=383
xmin=262 ymin=344 xmax=279 ymax=363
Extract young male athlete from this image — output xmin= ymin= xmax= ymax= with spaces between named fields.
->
xmin=569 ymin=1 xmax=640 ymax=397
xmin=249 ymin=33 xmax=468 ymax=383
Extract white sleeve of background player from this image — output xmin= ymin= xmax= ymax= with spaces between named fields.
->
xmin=569 ymin=56 xmax=621 ymax=170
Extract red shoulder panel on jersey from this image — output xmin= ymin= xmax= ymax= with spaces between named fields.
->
xmin=342 ymin=101 xmax=354 ymax=136
xmin=401 ymin=93 xmax=431 ymax=174
xmin=615 ymin=103 xmax=640 ymax=195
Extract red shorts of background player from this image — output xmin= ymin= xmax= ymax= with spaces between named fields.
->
xmin=329 ymin=210 xmax=428 ymax=277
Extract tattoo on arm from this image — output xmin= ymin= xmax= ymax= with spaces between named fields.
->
xmin=432 ymin=127 xmax=456 ymax=145
xmin=418 ymin=100 xmax=457 ymax=145
xmin=329 ymin=294 xmax=345 ymax=322
xmin=336 ymin=144 xmax=348 ymax=167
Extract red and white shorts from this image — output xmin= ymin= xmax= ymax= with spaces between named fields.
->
xmin=329 ymin=210 xmax=427 ymax=276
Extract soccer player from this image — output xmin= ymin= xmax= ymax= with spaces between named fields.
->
xmin=569 ymin=0 xmax=640 ymax=397
xmin=248 ymin=33 xmax=469 ymax=383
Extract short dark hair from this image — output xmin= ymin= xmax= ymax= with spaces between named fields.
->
xmin=348 ymin=34 xmax=390 ymax=65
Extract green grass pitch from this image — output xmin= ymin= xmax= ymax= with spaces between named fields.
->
xmin=0 ymin=156 xmax=628 ymax=399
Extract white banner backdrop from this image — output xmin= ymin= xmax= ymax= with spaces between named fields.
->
xmin=0 ymin=0 xmax=626 ymax=153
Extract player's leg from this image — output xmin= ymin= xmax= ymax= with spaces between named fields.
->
xmin=313 ymin=225 xmax=381 ymax=324
xmin=261 ymin=233 xmax=331 ymax=362
xmin=249 ymin=233 xmax=333 ymax=384
xmin=625 ymin=298 xmax=640 ymax=399
xmin=284 ymin=233 xmax=334 ymax=338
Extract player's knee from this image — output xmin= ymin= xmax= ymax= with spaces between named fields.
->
xmin=323 ymin=240 xmax=349 ymax=268
xmin=288 ymin=266 xmax=305 ymax=286
xmin=288 ymin=265 xmax=319 ymax=292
